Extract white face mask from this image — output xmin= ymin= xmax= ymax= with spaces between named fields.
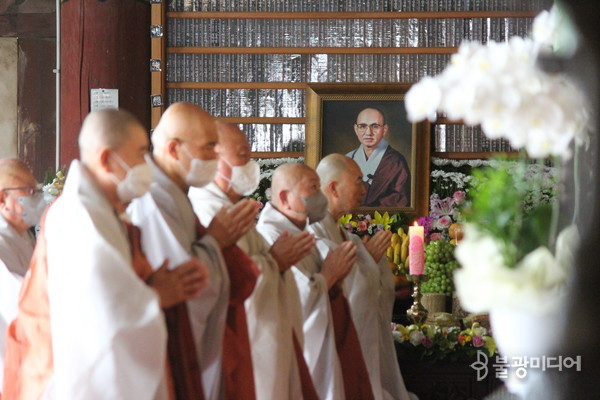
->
xmin=110 ymin=153 xmax=153 ymax=203
xmin=290 ymin=190 xmax=329 ymax=224
xmin=8 ymin=191 xmax=47 ymax=228
xmin=180 ymin=145 xmax=218 ymax=188
xmin=220 ymin=158 xmax=260 ymax=196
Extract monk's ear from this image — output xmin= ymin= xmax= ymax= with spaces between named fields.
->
xmin=98 ymin=148 xmax=113 ymax=173
xmin=166 ymin=139 xmax=180 ymax=161
xmin=278 ymin=190 xmax=290 ymax=208
xmin=327 ymin=181 xmax=338 ymax=198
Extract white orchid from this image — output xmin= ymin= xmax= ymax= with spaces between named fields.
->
xmin=454 ymin=224 xmax=577 ymax=315
xmin=405 ymin=7 xmax=589 ymax=160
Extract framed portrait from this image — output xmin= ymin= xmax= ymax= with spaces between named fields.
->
xmin=305 ymin=83 xmax=430 ymax=218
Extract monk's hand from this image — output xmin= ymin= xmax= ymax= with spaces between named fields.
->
xmin=269 ymin=231 xmax=315 ymax=273
xmin=207 ymin=199 xmax=258 ymax=249
xmin=321 ymin=241 xmax=357 ymax=289
xmin=148 ymin=258 xmax=209 ymax=308
xmin=363 ymin=229 xmax=392 ymax=263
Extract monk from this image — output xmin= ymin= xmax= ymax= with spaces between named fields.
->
xmin=309 ymin=154 xmax=416 ymax=400
xmin=3 ymin=109 xmax=208 ymax=399
xmin=0 ymin=159 xmax=46 ymax=396
xmin=128 ymin=103 xmax=258 ymax=400
xmin=257 ymin=162 xmax=376 ymax=400
xmin=189 ymin=122 xmax=319 ymax=400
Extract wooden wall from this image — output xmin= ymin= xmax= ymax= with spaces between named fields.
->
xmin=60 ymin=0 xmax=151 ymax=167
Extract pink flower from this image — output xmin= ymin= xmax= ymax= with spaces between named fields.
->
xmin=472 ymin=336 xmax=485 ymax=348
xmin=345 ymin=223 xmax=354 ymax=232
xmin=429 ymin=233 xmax=443 ymax=241
xmin=422 ymin=336 xmax=434 ymax=348
xmin=433 ymin=215 xmax=452 ymax=230
xmin=430 ymin=197 xmax=456 ymax=219
xmin=453 ymin=191 xmax=466 ymax=206
xmin=357 ymin=220 xmax=368 ymax=232
xmin=255 ymin=201 xmax=264 ymax=210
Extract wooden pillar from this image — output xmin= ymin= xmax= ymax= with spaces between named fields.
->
xmin=60 ymin=0 xmax=150 ymax=167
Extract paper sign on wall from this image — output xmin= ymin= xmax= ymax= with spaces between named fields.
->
xmin=90 ymin=89 xmax=119 ymax=111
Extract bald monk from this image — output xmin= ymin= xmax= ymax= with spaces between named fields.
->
xmin=189 ymin=122 xmax=319 ymax=400
xmin=258 ymin=162 xmax=376 ymax=400
xmin=0 ymin=159 xmax=46 ymax=395
xmin=0 ymin=159 xmax=45 ymax=277
xmin=128 ymin=103 xmax=259 ymax=400
xmin=309 ymin=154 xmax=416 ymax=400
xmin=3 ymin=109 xmax=208 ymax=399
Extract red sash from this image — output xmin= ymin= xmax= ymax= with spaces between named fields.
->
xmin=127 ymin=222 xmax=198 ymax=400
xmin=195 ymin=218 xmax=259 ymax=400
xmin=329 ymin=284 xmax=375 ymax=400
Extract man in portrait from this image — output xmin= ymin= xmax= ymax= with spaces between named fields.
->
xmin=346 ymin=107 xmax=411 ymax=207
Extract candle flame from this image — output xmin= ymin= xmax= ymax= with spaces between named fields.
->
xmin=413 ymin=221 xmax=419 ymax=227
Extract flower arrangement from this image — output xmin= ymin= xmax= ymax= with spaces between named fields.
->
xmin=406 ymin=5 xmax=588 ymax=319
xmin=339 ymin=211 xmax=409 ymax=275
xmin=42 ymin=167 xmax=66 ymax=203
xmin=393 ymin=322 xmax=496 ymax=363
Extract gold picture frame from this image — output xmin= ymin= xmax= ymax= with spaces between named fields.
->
xmin=305 ymin=83 xmax=430 ymax=219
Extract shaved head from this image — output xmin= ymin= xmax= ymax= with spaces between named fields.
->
xmin=151 ymin=102 xmax=216 ymax=154
xmin=0 ymin=158 xmax=35 ymax=189
xmin=215 ymin=121 xmax=245 ymax=145
xmin=78 ymin=109 xmax=144 ymax=165
xmin=271 ymin=163 xmax=316 ymax=207
xmin=316 ymin=153 xmax=354 ymax=190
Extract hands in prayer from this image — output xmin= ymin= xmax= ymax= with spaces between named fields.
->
xmin=321 ymin=241 xmax=357 ymax=289
xmin=148 ymin=258 xmax=209 ymax=308
xmin=362 ymin=230 xmax=391 ymax=263
xmin=207 ymin=199 xmax=258 ymax=249
xmin=269 ymin=231 xmax=315 ymax=273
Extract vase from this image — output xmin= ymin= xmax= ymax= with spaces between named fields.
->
xmin=422 ymin=293 xmax=446 ymax=314
xmin=489 ymin=306 xmax=564 ymax=399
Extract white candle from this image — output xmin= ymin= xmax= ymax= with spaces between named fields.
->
xmin=409 ymin=222 xmax=425 ymax=275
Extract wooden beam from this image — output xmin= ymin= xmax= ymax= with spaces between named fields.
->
xmin=251 ymin=151 xmax=304 ymax=159
xmin=167 ymin=11 xmax=540 ymax=20
xmin=167 ymin=82 xmax=306 ymax=89
xmin=215 ymin=117 xmax=305 ymax=124
xmin=168 ymin=46 xmax=457 ymax=55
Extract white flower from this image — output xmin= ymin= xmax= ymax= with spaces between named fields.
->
xmin=454 ymin=224 xmax=576 ymax=315
xmin=409 ymin=330 xmax=425 ymax=346
xmin=405 ymin=77 xmax=441 ymax=122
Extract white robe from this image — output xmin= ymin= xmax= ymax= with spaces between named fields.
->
xmin=188 ymin=183 xmax=304 ymax=400
xmin=128 ymin=159 xmax=229 ymax=400
xmin=0 ymin=214 xmax=35 ymax=277
xmin=309 ymin=213 xmax=414 ymax=400
xmin=257 ymin=201 xmax=345 ymax=400
xmin=45 ymin=160 xmax=167 ymax=400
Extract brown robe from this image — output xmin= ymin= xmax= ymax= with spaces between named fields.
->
xmin=360 ymin=146 xmax=411 ymax=207
xmin=329 ymin=284 xmax=375 ymax=400
xmin=194 ymin=219 xmax=259 ymax=400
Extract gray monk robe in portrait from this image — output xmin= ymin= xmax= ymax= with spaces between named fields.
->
xmin=310 ymin=154 xmax=416 ymax=400
xmin=257 ymin=162 xmax=374 ymax=400
xmin=189 ymin=123 xmax=319 ymax=400
xmin=129 ymin=103 xmax=259 ymax=400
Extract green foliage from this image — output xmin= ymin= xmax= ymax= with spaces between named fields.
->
xmin=463 ymin=159 xmax=555 ymax=268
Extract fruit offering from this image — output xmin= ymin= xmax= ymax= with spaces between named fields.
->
xmin=421 ymin=240 xmax=459 ymax=296
xmin=386 ymin=227 xmax=409 ymax=275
